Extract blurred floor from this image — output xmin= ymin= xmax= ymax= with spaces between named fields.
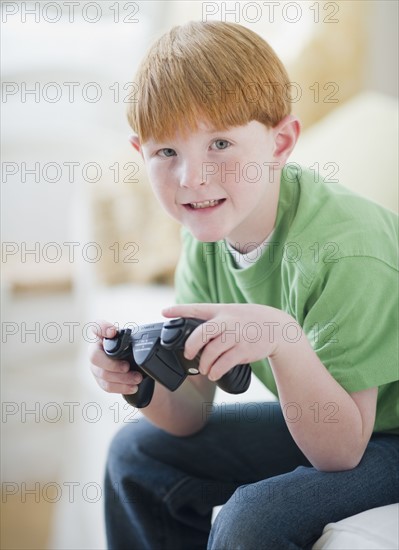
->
xmin=1 ymin=290 xmax=82 ymax=549
xmin=1 ymin=492 xmax=56 ymax=550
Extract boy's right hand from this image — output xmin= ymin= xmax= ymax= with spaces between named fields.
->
xmin=88 ymin=320 xmax=143 ymax=395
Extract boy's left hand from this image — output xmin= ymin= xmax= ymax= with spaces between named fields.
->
xmin=161 ymin=303 xmax=294 ymax=382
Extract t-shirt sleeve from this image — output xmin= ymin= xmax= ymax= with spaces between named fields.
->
xmin=173 ymin=227 xmax=212 ymax=305
xmin=302 ymin=256 xmax=399 ymax=393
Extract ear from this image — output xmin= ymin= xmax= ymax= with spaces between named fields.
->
xmin=272 ymin=115 xmax=301 ymax=167
xmin=129 ymin=133 xmax=143 ymax=157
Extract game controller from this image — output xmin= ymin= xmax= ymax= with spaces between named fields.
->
xmin=103 ymin=317 xmax=252 ymax=408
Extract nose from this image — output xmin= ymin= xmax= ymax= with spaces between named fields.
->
xmin=179 ymin=159 xmax=208 ymax=189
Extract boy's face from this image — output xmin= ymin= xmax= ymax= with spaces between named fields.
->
xmin=132 ymin=117 xmax=299 ymax=251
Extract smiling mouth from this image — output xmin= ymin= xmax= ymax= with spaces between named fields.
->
xmin=185 ymin=199 xmax=226 ymax=209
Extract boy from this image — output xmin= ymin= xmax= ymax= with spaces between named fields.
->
xmin=89 ymin=20 xmax=398 ymax=550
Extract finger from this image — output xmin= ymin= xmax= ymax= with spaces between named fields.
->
xmin=94 ymin=376 xmax=139 ymax=395
xmin=184 ymin=320 xmax=223 ymax=360
xmin=89 ymin=345 xmax=131 ymax=373
xmin=161 ymin=303 xmax=221 ymax=320
xmin=90 ymin=364 xmax=143 ymax=385
xmin=198 ymin=335 xmax=235 ymax=376
xmin=207 ymin=347 xmax=243 ymax=382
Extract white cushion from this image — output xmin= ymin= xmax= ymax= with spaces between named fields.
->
xmin=312 ymin=504 xmax=399 ymax=549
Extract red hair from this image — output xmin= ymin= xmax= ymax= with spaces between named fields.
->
xmin=127 ymin=20 xmax=292 ymax=143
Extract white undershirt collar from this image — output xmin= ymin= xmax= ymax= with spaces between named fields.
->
xmin=224 ymin=229 xmax=275 ymax=269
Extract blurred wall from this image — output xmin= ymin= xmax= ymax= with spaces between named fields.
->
xmin=364 ymin=0 xmax=398 ymax=97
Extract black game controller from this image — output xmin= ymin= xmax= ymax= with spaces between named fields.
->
xmin=103 ymin=317 xmax=252 ymax=408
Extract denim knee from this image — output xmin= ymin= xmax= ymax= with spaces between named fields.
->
xmin=207 ymin=479 xmax=305 ymax=550
xmin=104 ymin=423 xmax=148 ymax=504
xmin=208 ymin=486 xmax=267 ymax=550
xmin=106 ymin=423 xmax=142 ymax=476
xmin=105 ymin=419 xmax=191 ymax=507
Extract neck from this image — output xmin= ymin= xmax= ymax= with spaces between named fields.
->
xmin=225 ymin=169 xmax=281 ymax=253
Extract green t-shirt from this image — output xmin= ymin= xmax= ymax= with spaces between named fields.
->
xmin=174 ymin=164 xmax=399 ymax=434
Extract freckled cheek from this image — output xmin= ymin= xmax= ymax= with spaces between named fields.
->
xmin=149 ymin=181 xmax=180 ymax=215
xmin=147 ymin=168 xmax=171 ymax=201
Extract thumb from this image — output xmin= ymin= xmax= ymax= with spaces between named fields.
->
xmin=91 ymin=319 xmax=118 ymax=339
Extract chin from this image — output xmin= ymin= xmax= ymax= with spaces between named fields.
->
xmin=188 ymin=227 xmax=227 ymax=243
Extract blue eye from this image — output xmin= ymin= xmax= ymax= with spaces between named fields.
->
xmin=158 ymin=148 xmax=176 ymax=157
xmin=213 ymin=140 xmax=230 ymax=150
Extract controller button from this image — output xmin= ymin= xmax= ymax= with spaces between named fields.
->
xmin=103 ymin=338 xmax=119 ymax=353
xmin=187 ymin=367 xmax=199 ymax=374
xmin=161 ymin=327 xmax=182 ymax=345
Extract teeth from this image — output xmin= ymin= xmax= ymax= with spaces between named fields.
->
xmin=189 ymin=199 xmax=222 ymax=209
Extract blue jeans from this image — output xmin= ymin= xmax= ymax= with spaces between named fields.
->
xmin=104 ymin=402 xmax=399 ymax=550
